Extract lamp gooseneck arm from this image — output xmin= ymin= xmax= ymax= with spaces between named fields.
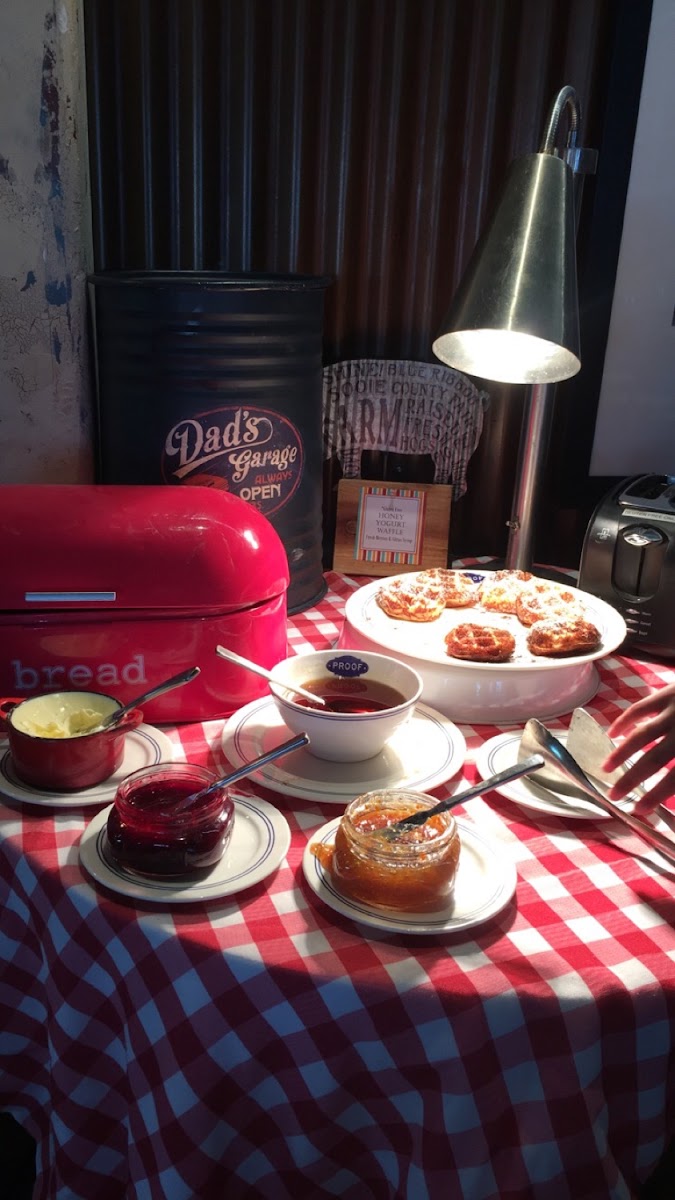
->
xmin=540 ymin=85 xmax=581 ymax=155
xmin=506 ymin=84 xmax=593 ymax=573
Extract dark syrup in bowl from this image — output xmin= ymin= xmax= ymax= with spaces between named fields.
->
xmin=290 ymin=679 xmax=407 ymax=714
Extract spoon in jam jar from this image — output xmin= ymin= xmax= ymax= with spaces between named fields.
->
xmin=216 ymin=645 xmax=326 ymax=706
xmin=168 ymin=731 xmax=311 ymax=816
xmin=379 ymin=754 xmax=545 ymax=840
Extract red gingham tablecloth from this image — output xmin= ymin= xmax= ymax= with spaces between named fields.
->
xmin=2 ymin=570 xmax=675 ymax=1200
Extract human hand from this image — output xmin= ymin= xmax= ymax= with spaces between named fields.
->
xmin=601 ymin=683 xmax=675 ymax=812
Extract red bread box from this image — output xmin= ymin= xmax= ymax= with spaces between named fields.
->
xmin=0 ymin=484 xmax=290 ymax=722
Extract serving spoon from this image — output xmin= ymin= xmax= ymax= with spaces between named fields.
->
xmin=519 ymin=718 xmax=675 ymax=868
xmin=98 ymin=666 xmax=201 ymax=730
xmin=215 ymin=645 xmax=326 ymax=706
xmin=380 ymin=754 xmax=544 ymax=840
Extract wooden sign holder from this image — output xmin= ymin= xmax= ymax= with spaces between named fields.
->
xmin=332 ymin=478 xmax=452 ymax=577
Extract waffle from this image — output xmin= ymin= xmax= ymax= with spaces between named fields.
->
xmin=515 ymin=581 xmax=583 ymax=627
xmin=444 ymin=622 xmax=516 ymax=663
xmin=416 ymin=569 xmax=480 ymax=608
xmin=527 ymin=616 xmax=601 ymax=656
xmin=480 ymin=569 xmax=533 ymax=614
xmin=375 ymin=576 xmax=446 ymax=622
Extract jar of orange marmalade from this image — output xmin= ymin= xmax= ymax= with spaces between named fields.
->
xmin=318 ymin=789 xmax=460 ymax=913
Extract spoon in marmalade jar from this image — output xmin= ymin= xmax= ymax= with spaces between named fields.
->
xmin=311 ymin=757 xmax=543 ymax=914
xmin=378 ymin=754 xmax=545 ymax=840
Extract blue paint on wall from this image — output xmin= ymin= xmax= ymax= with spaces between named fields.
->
xmin=54 ymin=224 xmax=65 ymax=253
xmin=45 ymin=276 xmax=72 ymax=306
xmin=40 ymin=44 xmax=62 ymax=202
xmin=21 ymin=271 xmax=37 ymax=291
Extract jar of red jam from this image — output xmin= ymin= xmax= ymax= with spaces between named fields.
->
xmin=316 ymin=789 xmax=460 ymax=912
xmin=106 ymin=763 xmax=234 ymax=877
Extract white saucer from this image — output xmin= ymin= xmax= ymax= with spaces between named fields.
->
xmin=475 ymin=732 xmax=636 ymax=820
xmin=79 ymin=794 xmax=291 ymax=903
xmin=302 ymin=816 xmax=517 ymax=934
xmin=0 ymin=724 xmax=173 ymax=809
xmin=221 ymin=697 xmax=466 ymax=804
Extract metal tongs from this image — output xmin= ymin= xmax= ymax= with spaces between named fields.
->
xmin=519 ymin=718 xmax=675 ymax=869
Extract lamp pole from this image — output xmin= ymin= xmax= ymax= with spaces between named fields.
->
xmin=504 ymin=381 xmax=555 ymax=570
xmin=432 ymin=85 xmax=598 ymax=575
xmin=504 ymin=90 xmax=598 ymax=572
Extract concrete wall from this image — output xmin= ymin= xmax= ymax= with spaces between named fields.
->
xmin=0 ymin=0 xmax=93 ymax=483
xmin=590 ymin=0 xmax=675 ymax=476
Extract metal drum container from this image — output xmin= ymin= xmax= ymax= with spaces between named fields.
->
xmin=88 ymin=271 xmax=332 ymax=613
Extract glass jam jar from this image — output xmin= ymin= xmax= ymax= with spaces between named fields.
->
xmin=314 ymin=789 xmax=461 ymax=912
xmin=106 ymin=763 xmax=234 ymax=877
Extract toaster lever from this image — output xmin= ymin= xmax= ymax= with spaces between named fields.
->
xmin=612 ymin=524 xmax=666 ymax=598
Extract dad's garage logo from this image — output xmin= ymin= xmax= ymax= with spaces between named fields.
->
xmin=161 ymin=406 xmax=303 ymax=515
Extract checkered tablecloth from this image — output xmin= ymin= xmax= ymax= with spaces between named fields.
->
xmin=2 ymin=570 xmax=675 ymax=1200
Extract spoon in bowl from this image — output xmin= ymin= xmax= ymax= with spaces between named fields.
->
xmin=215 ymin=645 xmax=326 ymax=706
xmin=98 ymin=666 xmax=201 ymax=730
xmin=519 ymin=718 xmax=675 ymax=868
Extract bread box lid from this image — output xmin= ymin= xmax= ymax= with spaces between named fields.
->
xmin=0 ymin=484 xmax=289 ymax=614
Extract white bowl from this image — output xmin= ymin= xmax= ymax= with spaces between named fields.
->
xmin=339 ymin=571 xmax=627 ymax=725
xmin=268 ymin=649 xmax=423 ymax=761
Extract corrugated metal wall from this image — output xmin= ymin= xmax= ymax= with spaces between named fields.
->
xmin=83 ymin=0 xmax=651 ymax=565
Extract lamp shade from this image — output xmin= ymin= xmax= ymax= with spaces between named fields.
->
xmin=433 ymin=152 xmax=581 ymax=384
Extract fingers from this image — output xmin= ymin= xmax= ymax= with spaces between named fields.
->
xmin=607 ymin=772 xmax=640 ymax=802
xmin=607 ymin=692 xmax=670 ymax=739
xmin=630 ymin=779 xmax=675 ymax=815
xmin=603 ymin=682 xmax=675 ymax=810
xmin=602 ymin=720 xmax=665 ymax=772
xmin=606 ymin=743 xmax=675 ymax=804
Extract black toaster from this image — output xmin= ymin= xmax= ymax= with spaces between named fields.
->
xmin=579 ymin=474 xmax=675 ymax=658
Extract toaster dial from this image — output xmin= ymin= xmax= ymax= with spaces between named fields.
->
xmin=612 ymin=524 xmax=667 ymax=598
